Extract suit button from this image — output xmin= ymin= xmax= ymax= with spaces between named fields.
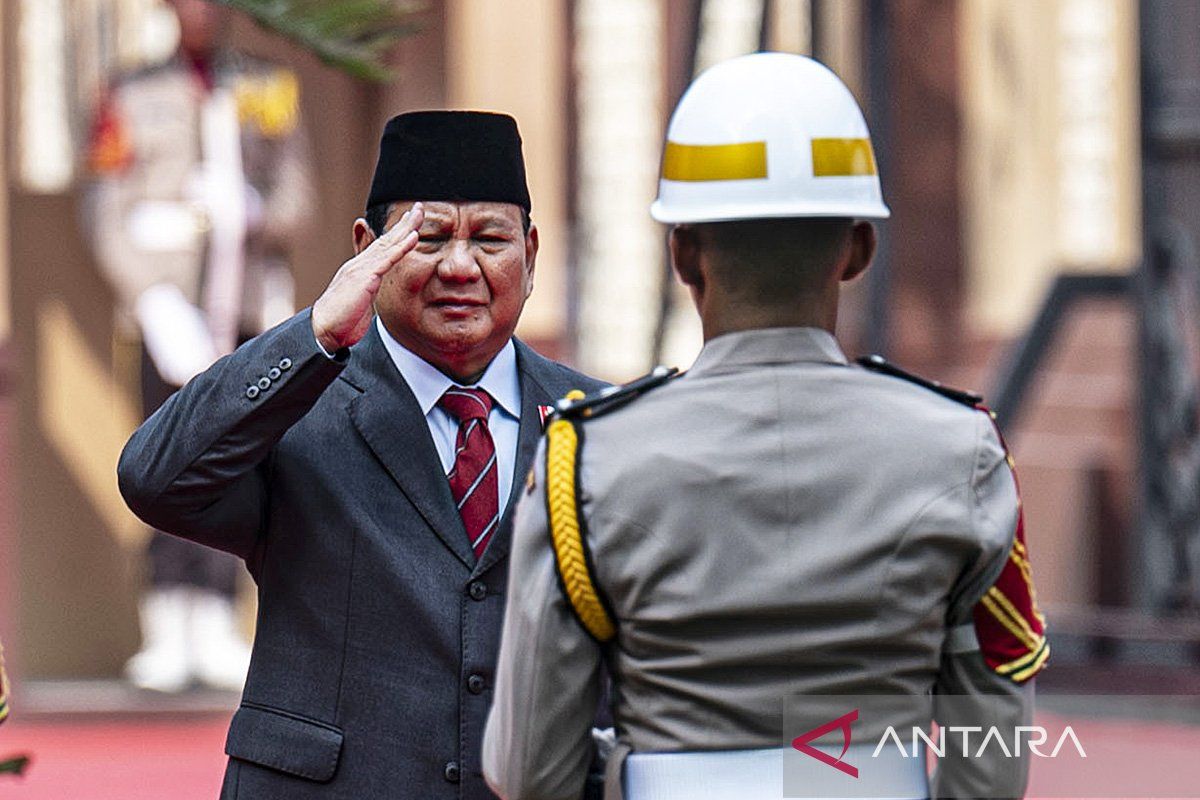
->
xmin=279 ymin=357 xmax=293 ymax=371
xmin=257 ymin=377 xmax=271 ymax=390
xmin=467 ymin=674 xmax=485 ymax=694
xmin=444 ymin=761 xmax=460 ymax=783
xmin=246 ymin=385 xmax=260 ymax=400
xmin=468 ymin=581 xmax=487 ymax=601
xmin=268 ymin=367 xmax=282 ymax=380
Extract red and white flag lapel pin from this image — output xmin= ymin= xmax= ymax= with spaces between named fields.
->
xmin=537 ymin=404 xmax=555 ymax=427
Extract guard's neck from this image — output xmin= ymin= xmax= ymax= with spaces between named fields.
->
xmin=698 ymin=294 xmax=838 ymax=342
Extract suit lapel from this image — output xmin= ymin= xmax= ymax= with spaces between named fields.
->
xmin=346 ymin=325 xmax=475 ymax=569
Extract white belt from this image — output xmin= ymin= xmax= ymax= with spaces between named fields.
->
xmin=623 ymin=744 xmax=928 ymax=800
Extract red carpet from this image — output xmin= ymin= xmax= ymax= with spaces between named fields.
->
xmin=1 ymin=708 xmax=1200 ymax=797
xmin=0 ymin=716 xmax=231 ymax=799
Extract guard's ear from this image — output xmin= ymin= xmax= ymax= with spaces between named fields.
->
xmin=353 ymin=219 xmax=375 ymax=255
xmin=669 ymin=225 xmax=703 ymax=289
xmin=840 ymin=221 xmax=876 ymax=283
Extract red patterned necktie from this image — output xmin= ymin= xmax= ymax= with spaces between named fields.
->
xmin=438 ymin=388 xmax=500 ymax=559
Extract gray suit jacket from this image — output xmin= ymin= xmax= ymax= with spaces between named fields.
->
xmin=484 ymin=328 xmax=1039 ymax=800
xmin=119 ymin=308 xmax=605 ymax=799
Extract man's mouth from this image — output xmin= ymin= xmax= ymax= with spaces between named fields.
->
xmin=431 ymin=299 xmax=487 ymax=312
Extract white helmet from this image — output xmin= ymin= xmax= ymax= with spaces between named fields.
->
xmin=650 ymin=52 xmax=890 ymax=224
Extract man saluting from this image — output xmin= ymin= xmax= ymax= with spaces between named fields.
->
xmin=119 ymin=111 xmax=604 ymax=799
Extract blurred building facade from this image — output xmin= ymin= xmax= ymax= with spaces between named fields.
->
xmin=0 ymin=0 xmax=1177 ymax=685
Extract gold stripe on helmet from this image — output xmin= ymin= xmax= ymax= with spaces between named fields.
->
xmin=811 ymin=137 xmax=877 ymax=177
xmin=662 ymin=141 xmax=768 ymax=182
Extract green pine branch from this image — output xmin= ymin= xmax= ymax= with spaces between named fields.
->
xmin=214 ymin=0 xmax=424 ymax=82
xmin=0 ymin=755 xmax=30 ymax=776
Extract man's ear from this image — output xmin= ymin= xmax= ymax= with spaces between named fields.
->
xmin=353 ymin=218 xmax=376 ymax=255
xmin=839 ymin=221 xmax=876 ymax=283
xmin=523 ymin=223 xmax=540 ymax=298
xmin=670 ymin=225 xmax=704 ymax=290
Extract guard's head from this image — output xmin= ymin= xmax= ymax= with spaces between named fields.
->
xmin=651 ymin=53 xmax=886 ymax=335
xmin=168 ymin=0 xmax=229 ymax=57
xmin=355 ymin=111 xmax=538 ymax=383
xmin=669 ymin=218 xmax=875 ymax=325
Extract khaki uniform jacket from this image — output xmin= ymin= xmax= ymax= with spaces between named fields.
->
xmin=484 ymin=327 xmax=1043 ymax=800
xmin=85 ymin=52 xmax=314 ymax=336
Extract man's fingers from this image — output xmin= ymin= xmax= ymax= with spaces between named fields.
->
xmin=396 ymin=203 xmax=424 ymax=246
xmin=384 ymin=202 xmax=424 ymax=246
xmin=315 ymin=204 xmax=425 ymax=350
xmin=396 ymin=229 xmax=419 ymax=257
xmin=361 ymin=202 xmax=422 ymax=256
xmin=369 ymin=229 xmax=418 ymax=278
xmin=368 ymin=205 xmax=423 ymax=275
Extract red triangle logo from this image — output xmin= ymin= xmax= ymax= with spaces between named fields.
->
xmin=791 ymin=709 xmax=859 ymax=778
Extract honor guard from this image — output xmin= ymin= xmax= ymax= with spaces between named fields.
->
xmin=84 ymin=0 xmax=315 ymax=693
xmin=483 ymin=53 xmax=1046 ymax=800
xmin=0 ymin=636 xmax=29 ymax=777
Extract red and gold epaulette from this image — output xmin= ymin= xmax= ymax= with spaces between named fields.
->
xmin=971 ymin=410 xmax=1049 ymax=683
xmin=87 ymin=93 xmax=134 ymax=175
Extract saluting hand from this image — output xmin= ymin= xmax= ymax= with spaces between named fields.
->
xmin=311 ymin=203 xmax=424 ymax=353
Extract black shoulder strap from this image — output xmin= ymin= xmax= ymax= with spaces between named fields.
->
xmin=857 ymin=354 xmax=983 ymax=407
xmin=552 ymin=366 xmax=681 ymax=421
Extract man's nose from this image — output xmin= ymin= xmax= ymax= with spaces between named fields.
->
xmin=437 ymin=240 xmax=482 ymax=283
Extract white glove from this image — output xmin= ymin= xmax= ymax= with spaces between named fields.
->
xmin=135 ymin=283 xmax=218 ymax=387
xmin=591 ymin=727 xmax=617 ymax=762
xmin=127 ymin=201 xmax=203 ymax=253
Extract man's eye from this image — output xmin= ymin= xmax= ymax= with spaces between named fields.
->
xmin=419 ymin=235 xmax=448 ymax=245
xmin=475 ymin=236 xmax=508 ymax=244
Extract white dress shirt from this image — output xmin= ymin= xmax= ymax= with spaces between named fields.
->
xmin=375 ymin=317 xmax=522 ymax=516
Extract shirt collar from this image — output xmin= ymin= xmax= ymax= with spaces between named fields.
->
xmin=375 ymin=317 xmax=521 ymax=419
xmin=687 ymin=327 xmax=849 ymax=378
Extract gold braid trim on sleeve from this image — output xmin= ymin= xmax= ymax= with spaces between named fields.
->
xmin=545 ymin=417 xmax=616 ymax=642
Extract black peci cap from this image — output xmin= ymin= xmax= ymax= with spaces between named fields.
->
xmin=366 ymin=110 xmax=531 ymax=212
